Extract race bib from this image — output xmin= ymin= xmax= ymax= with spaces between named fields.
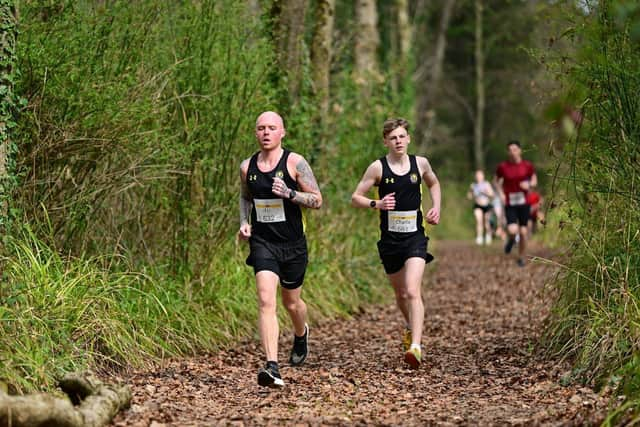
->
xmin=254 ymin=198 xmax=286 ymax=223
xmin=388 ymin=210 xmax=418 ymax=233
xmin=509 ymin=192 xmax=526 ymax=206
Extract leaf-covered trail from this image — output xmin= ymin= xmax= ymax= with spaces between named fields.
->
xmin=113 ymin=241 xmax=610 ymax=426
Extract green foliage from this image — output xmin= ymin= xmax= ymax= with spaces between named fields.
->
xmin=426 ymin=181 xmax=473 ymax=241
xmin=542 ymin=0 xmax=640 ymax=420
xmin=0 ymin=0 xmax=19 ymax=231
xmin=16 ymin=1 xmax=276 ymax=271
xmin=427 ymin=0 xmax=548 ymax=180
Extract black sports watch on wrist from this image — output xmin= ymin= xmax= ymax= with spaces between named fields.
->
xmin=370 ymin=200 xmax=377 ymax=208
xmin=289 ymin=189 xmax=297 ymax=200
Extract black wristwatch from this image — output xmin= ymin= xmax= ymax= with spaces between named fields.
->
xmin=370 ymin=200 xmax=377 ymax=208
xmin=289 ymin=189 xmax=297 ymax=200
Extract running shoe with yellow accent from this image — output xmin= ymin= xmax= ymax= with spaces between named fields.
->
xmin=402 ymin=327 xmax=412 ymax=352
xmin=404 ymin=346 xmax=422 ymax=369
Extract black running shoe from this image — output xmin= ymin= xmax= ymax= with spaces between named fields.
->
xmin=258 ymin=362 xmax=284 ymax=388
xmin=504 ymin=237 xmax=515 ymax=254
xmin=289 ymin=323 xmax=309 ymax=366
xmin=517 ymin=258 xmax=525 ymax=267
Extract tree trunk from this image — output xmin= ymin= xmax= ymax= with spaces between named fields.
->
xmin=473 ymin=0 xmax=485 ymax=171
xmin=415 ymin=0 xmax=456 ymax=149
xmin=311 ymin=0 xmax=335 ymax=122
xmin=247 ymin=0 xmax=261 ymax=16
xmin=397 ymin=0 xmax=411 ymax=59
xmin=272 ymin=0 xmax=309 ymax=104
xmin=0 ymin=1 xmax=18 ymax=222
xmin=354 ymin=0 xmax=380 ymax=82
xmin=388 ymin=0 xmax=411 ymax=92
xmin=0 ymin=374 xmax=131 ymax=427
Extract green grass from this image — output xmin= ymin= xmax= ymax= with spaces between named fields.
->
xmin=428 ymin=181 xmax=474 ymax=242
xmin=541 ymin=2 xmax=640 ymax=422
xmin=0 ymin=209 xmax=388 ymax=392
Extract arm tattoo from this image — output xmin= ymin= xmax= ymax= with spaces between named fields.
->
xmin=293 ymin=158 xmax=322 ymax=209
xmin=239 ymin=178 xmax=252 ymax=225
xmin=293 ymin=191 xmax=321 ymax=209
xmin=296 ymin=159 xmax=321 ymax=192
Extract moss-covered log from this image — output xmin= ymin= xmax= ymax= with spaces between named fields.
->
xmin=0 ymin=374 xmax=131 ymax=427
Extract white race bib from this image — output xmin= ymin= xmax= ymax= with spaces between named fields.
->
xmin=388 ymin=210 xmax=418 ymax=233
xmin=254 ymin=198 xmax=286 ymax=223
xmin=508 ymin=192 xmax=526 ymax=206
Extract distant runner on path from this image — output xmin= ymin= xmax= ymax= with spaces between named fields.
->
xmin=351 ymin=118 xmax=441 ymax=369
xmin=494 ymin=140 xmax=537 ymax=267
xmin=238 ymin=111 xmax=323 ymax=388
xmin=467 ymin=170 xmax=495 ymax=245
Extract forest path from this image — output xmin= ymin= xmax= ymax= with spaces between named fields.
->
xmin=113 ymin=241 xmax=610 ymax=426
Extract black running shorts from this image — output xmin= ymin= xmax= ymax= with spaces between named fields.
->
xmin=246 ymin=235 xmax=308 ymax=289
xmin=505 ymin=204 xmax=530 ymax=227
xmin=473 ymin=203 xmax=492 ymax=213
xmin=377 ymin=234 xmax=434 ymax=275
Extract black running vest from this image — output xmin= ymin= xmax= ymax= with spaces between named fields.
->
xmin=376 ymin=155 xmax=425 ymax=242
xmin=247 ymin=149 xmax=304 ymax=243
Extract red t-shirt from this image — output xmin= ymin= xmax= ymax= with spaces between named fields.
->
xmin=496 ymin=160 xmax=535 ymax=206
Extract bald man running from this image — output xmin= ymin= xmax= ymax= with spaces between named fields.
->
xmin=238 ymin=111 xmax=323 ymax=388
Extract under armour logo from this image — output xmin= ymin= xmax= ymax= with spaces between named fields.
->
xmin=248 ymin=174 xmax=257 ymax=181
xmin=385 ymin=178 xmax=395 ymax=184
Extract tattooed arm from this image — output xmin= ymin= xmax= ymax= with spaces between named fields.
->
xmin=271 ymin=153 xmax=323 ymax=209
xmin=238 ymin=159 xmax=252 ymax=241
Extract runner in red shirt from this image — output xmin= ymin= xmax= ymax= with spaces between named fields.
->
xmin=494 ymin=140 xmax=537 ymax=266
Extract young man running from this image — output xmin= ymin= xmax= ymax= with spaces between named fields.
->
xmin=494 ymin=140 xmax=537 ymax=267
xmin=351 ymin=118 xmax=441 ymax=369
xmin=238 ymin=111 xmax=323 ymax=387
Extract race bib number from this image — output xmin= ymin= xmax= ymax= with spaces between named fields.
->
xmin=388 ymin=210 xmax=418 ymax=233
xmin=254 ymin=198 xmax=286 ymax=223
xmin=509 ymin=192 xmax=526 ymax=206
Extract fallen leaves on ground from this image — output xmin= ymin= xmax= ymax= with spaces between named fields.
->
xmin=112 ymin=241 xmax=612 ymax=426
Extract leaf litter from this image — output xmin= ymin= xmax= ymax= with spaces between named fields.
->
xmin=112 ymin=241 xmax=612 ymax=426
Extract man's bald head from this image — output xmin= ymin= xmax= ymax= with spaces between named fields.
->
xmin=256 ymin=111 xmax=284 ymax=129
xmin=255 ymin=111 xmax=286 ymax=151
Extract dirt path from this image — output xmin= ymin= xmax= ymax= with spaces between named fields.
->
xmin=113 ymin=241 xmax=610 ymax=426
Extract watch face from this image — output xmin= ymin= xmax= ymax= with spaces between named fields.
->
xmin=370 ymin=200 xmax=376 ymax=208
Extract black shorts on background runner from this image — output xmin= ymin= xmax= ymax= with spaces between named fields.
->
xmin=246 ymin=235 xmax=308 ymax=289
xmin=377 ymin=234 xmax=434 ymax=275
xmin=505 ymin=204 xmax=530 ymax=227
xmin=473 ymin=203 xmax=492 ymax=213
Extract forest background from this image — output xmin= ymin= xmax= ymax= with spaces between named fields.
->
xmin=0 ymin=0 xmax=638 ymax=422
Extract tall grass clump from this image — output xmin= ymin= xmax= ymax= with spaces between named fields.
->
xmin=543 ymin=0 xmax=640 ymax=419
xmin=0 ymin=227 xmax=220 ymax=392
